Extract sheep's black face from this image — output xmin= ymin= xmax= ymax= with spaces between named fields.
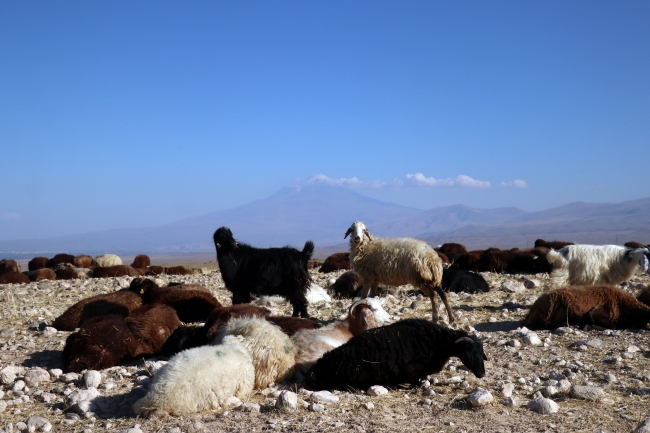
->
xmin=455 ymin=336 xmax=487 ymax=378
xmin=213 ymin=227 xmax=237 ymax=252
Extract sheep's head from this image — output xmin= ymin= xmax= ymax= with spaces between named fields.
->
xmin=128 ymin=277 xmax=158 ymax=297
xmin=453 ymin=335 xmax=487 ymax=378
xmin=344 ymin=221 xmax=373 ymax=245
xmin=627 ymin=248 xmax=650 ymax=273
xmin=213 ymin=226 xmax=238 ymax=252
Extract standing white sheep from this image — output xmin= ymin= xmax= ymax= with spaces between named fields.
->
xmin=345 ymin=221 xmax=452 ymax=322
xmin=547 ymin=244 xmax=650 ymax=287
xmin=132 ymin=335 xmax=254 ymax=417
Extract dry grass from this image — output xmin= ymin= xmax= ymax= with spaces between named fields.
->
xmin=1 ymin=267 xmax=649 ymax=432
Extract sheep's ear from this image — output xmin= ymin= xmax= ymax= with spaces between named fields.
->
xmin=364 ymin=229 xmax=373 ymax=241
xmin=344 ymin=228 xmax=352 ymax=239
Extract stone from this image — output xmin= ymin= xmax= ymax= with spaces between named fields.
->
xmin=311 ymin=390 xmax=339 ymax=404
xmin=118 ymin=429 xmax=143 ymax=433
xmin=636 ymin=419 xmax=650 ymax=433
xmin=523 ymin=333 xmax=542 ymax=346
xmin=570 ymin=385 xmax=604 ymax=401
xmin=83 ymin=370 xmax=102 ymax=389
xmin=523 ymin=279 xmax=540 ymax=289
xmin=367 ymin=385 xmax=388 ymax=396
xmin=146 ymin=360 xmax=168 ymax=376
xmin=71 ymin=400 xmax=97 ymax=414
xmin=236 ymin=403 xmax=261 ymax=413
xmin=527 ymin=397 xmax=559 ymax=414
xmin=542 ymin=386 xmax=558 ymax=398
xmin=23 ymin=368 xmax=50 ymax=387
xmin=557 ymin=379 xmax=572 ymax=393
xmin=364 ymin=402 xmax=374 ymax=410
xmin=65 ymin=387 xmax=101 ymax=407
xmin=12 ymin=380 xmax=25 ymax=392
xmin=0 ymin=400 xmax=7 ymax=413
xmin=60 ymin=372 xmax=79 ymax=383
xmin=222 ymin=396 xmax=242 ymax=408
xmin=501 ymin=281 xmax=524 ymax=293
xmin=26 ymin=416 xmax=50 ymax=432
xmin=501 ymin=383 xmax=515 ymax=398
xmin=48 ymin=369 xmax=62 ymax=379
xmin=310 ymin=403 xmax=325 ymax=413
xmin=423 ymin=388 xmax=436 ymax=396
xmin=508 ymin=339 xmax=521 ymax=348
xmin=467 ymin=388 xmax=493 ymax=407
xmin=1 ymin=366 xmax=23 ymax=385
xmin=43 ymin=327 xmax=57 ymax=335
xmin=276 ymin=390 xmax=298 ymax=412
xmin=502 ymin=396 xmax=517 ymax=407
xmin=627 ymin=345 xmax=641 ymax=353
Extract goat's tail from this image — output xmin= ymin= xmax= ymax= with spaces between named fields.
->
xmin=546 ymin=249 xmax=569 ymax=287
xmin=302 ymin=241 xmax=315 ymax=260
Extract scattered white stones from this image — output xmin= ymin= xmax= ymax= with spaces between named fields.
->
xmin=467 ymin=388 xmax=493 ymax=407
xmin=311 ymin=390 xmax=339 ymax=404
xmin=24 ymin=368 xmax=50 ymax=387
xmin=501 ymin=281 xmax=524 ymax=293
xmin=570 ymin=385 xmax=605 ymax=401
xmin=367 ymin=385 xmax=388 ymax=396
xmin=26 ymin=416 xmax=52 ymax=432
xmin=276 ymin=390 xmax=298 ymax=412
xmin=82 ymin=370 xmax=102 ymax=389
xmin=527 ymin=397 xmax=559 ymax=414
xmin=501 ymin=383 xmax=515 ymax=398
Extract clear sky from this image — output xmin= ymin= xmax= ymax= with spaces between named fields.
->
xmin=1 ymin=1 xmax=649 ymax=241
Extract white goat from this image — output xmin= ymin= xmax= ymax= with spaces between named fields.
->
xmin=292 ymin=298 xmax=390 ymax=382
xmin=547 ymin=244 xmax=650 ymax=287
xmin=133 ymin=335 xmax=254 ymax=417
xmin=345 ymin=221 xmax=452 ymax=322
xmin=213 ymin=316 xmax=295 ymax=389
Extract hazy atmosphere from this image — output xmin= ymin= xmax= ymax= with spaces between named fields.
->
xmin=1 ymin=1 xmax=649 ymax=244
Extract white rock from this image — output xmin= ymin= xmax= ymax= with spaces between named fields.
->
xmin=508 ymin=339 xmax=521 ymax=348
xmin=26 ymin=416 xmax=50 ymax=432
xmin=467 ymin=388 xmax=493 ymax=407
xmin=542 ymin=386 xmax=558 ymax=398
xmin=236 ymin=403 xmax=261 ymax=413
xmin=310 ymin=403 xmax=325 ymax=413
xmin=501 ymin=281 xmax=524 ymax=293
xmin=60 ymin=372 xmax=79 ymax=383
xmin=310 ymin=390 xmax=339 ymax=404
xmin=0 ymin=400 xmax=7 ymax=413
xmin=570 ymin=385 xmax=604 ymax=401
xmin=501 ymin=383 xmax=515 ymax=398
xmin=445 ymin=376 xmax=463 ymax=384
xmin=557 ymin=379 xmax=572 ymax=393
xmin=523 ymin=333 xmax=542 ymax=346
xmin=276 ymin=390 xmax=298 ymax=412
xmin=1 ymin=366 xmax=24 ymax=385
xmin=627 ymin=345 xmax=641 ymax=353
xmin=71 ymin=400 xmax=97 ymax=414
xmin=43 ymin=327 xmax=58 ymax=335
xmin=364 ymin=402 xmax=374 ymax=410
xmin=146 ymin=360 xmax=168 ymax=376
xmin=82 ymin=370 xmax=102 ymax=389
xmin=24 ymin=368 xmax=50 ymax=387
xmin=527 ymin=397 xmax=559 ymax=414
xmin=367 ymin=385 xmax=388 ymax=396
xmin=49 ymin=369 xmax=62 ymax=379
xmin=135 ymin=376 xmax=151 ymax=386
xmin=222 ymin=396 xmax=242 ymax=408
xmin=65 ymin=388 xmax=101 ymax=407
xmin=502 ymin=396 xmax=518 ymax=407
xmin=12 ymin=380 xmax=25 ymax=392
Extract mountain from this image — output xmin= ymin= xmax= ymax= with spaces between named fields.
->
xmin=1 ymin=185 xmax=649 ymax=256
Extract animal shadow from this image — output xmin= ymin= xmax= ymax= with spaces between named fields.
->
xmin=22 ymin=350 xmax=63 ymax=369
xmin=474 ymin=320 xmax=521 ymax=333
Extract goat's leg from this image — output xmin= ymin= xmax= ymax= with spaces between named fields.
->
xmin=436 ymin=287 xmax=454 ymax=323
xmin=290 ymin=292 xmax=310 ymax=318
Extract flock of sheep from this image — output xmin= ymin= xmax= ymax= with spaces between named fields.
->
xmin=1 ymin=220 xmax=650 ymax=420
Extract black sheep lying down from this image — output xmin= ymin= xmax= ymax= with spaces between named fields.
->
xmin=306 ymin=319 xmax=487 ymax=390
xmin=213 ymin=226 xmax=314 ymax=317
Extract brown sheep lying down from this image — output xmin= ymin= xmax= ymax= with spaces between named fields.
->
xmin=0 ymin=272 xmax=30 ymax=284
xmin=28 ymin=257 xmax=49 ymax=271
xmin=52 ymin=289 xmax=143 ymax=331
xmin=318 ymin=252 xmax=350 ymax=273
xmin=522 ymin=286 xmax=650 ymax=330
xmin=62 ymin=304 xmax=181 ymax=372
xmin=131 ymin=254 xmax=151 ymax=269
xmin=0 ymin=259 xmax=21 ymax=274
xmin=25 ymin=268 xmax=57 ymax=282
xmin=93 ymin=265 xmax=142 ymax=278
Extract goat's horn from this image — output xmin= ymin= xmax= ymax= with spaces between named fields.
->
xmin=344 ymin=228 xmax=352 ymax=239
xmin=364 ymin=229 xmax=373 ymax=241
xmin=348 ymin=299 xmax=369 ymax=317
xmin=454 ymin=337 xmax=474 ymax=344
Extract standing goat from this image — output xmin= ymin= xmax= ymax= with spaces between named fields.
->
xmin=547 ymin=244 xmax=650 ymax=287
xmin=213 ymin=226 xmax=314 ymax=317
xmin=345 ymin=221 xmax=452 ymax=322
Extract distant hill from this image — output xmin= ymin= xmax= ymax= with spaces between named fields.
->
xmin=0 ymin=185 xmax=648 ymax=255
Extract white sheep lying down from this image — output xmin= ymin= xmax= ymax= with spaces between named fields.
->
xmin=547 ymin=244 xmax=650 ymax=287
xmin=213 ymin=316 xmax=295 ymax=389
xmin=133 ymin=335 xmax=254 ymax=417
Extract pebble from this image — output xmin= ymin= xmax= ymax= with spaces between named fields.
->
xmin=523 ymin=333 xmax=542 ymax=346
xmin=367 ymin=385 xmax=388 ymax=396
xmin=527 ymin=397 xmax=559 ymax=414
xmin=310 ymin=403 xmax=325 ymax=413
xmin=627 ymin=345 xmax=641 ymax=353
xmin=42 ymin=327 xmax=57 ymax=335
xmin=223 ymin=396 xmax=242 ymax=408
xmin=60 ymin=372 xmax=79 ymax=383
xmin=570 ymin=385 xmax=605 ymax=401
xmin=363 ymin=402 xmax=374 ymax=410
xmin=502 ymin=396 xmax=517 ymax=407
xmin=26 ymin=416 xmax=51 ymax=432
xmin=467 ymin=388 xmax=493 ymax=407
xmin=65 ymin=387 xmax=101 ymax=407
xmin=311 ymin=390 xmax=339 ymax=404
xmin=236 ymin=403 xmax=261 ymax=413
xmin=83 ymin=370 xmax=102 ymax=389
xmin=48 ymin=369 xmax=62 ymax=379
xmin=276 ymin=390 xmax=298 ymax=411
xmin=501 ymin=383 xmax=515 ymax=398
xmin=542 ymin=386 xmax=558 ymax=398
xmin=24 ymin=368 xmax=50 ymax=387
xmin=523 ymin=279 xmax=540 ymax=289
xmin=508 ymin=339 xmax=521 ymax=348
xmin=501 ymin=281 xmax=524 ymax=293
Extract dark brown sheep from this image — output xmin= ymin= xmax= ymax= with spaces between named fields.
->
xmin=437 ymin=243 xmax=468 ymax=255
xmin=203 ymin=304 xmax=269 ymax=341
xmin=166 ymin=283 xmax=210 ymax=292
xmin=52 ymin=290 xmax=143 ymax=331
xmin=54 ymin=264 xmax=78 ymax=280
xmin=93 ymin=265 xmax=141 ymax=278
xmin=522 ymin=286 xmax=650 ymax=330
xmin=437 ymin=251 xmax=450 ymax=265
xmin=25 ymin=268 xmax=56 ymax=282
xmin=131 ymin=254 xmax=151 ymax=269
xmin=506 ymin=247 xmax=553 ymax=274
xmin=129 ymin=278 xmax=222 ymax=323
xmin=308 ymin=259 xmax=323 ymax=270
xmin=162 ymin=266 xmax=194 ymax=275
xmin=73 ymin=254 xmax=94 ymax=268
xmin=534 ymin=239 xmax=574 ymax=249
xmin=330 ymin=271 xmax=364 ymax=299
xmin=624 ymin=241 xmax=646 ymax=249
xmin=450 ymin=250 xmax=483 ymax=270
xmin=637 ymin=286 xmax=650 ymax=307
xmin=0 ymin=272 xmax=30 ymax=284
xmin=472 ymin=248 xmax=516 ymax=273
xmin=144 ymin=265 xmax=164 ymax=276
xmin=28 ymin=257 xmax=49 ymax=271
xmin=0 ymin=259 xmax=21 ymax=274
xmin=265 ymin=316 xmax=321 ymax=336
xmin=47 ymin=253 xmax=75 ymax=268
xmin=318 ymin=252 xmax=351 ymax=273
xmin=125 ymin=304 xmax=181 ymax=356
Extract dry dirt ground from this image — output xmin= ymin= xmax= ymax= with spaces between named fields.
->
xmin=1 ymin=266 xmax=650 ymax=433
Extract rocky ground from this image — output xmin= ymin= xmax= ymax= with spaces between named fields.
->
xmin=1 ymin=267 xmax=650 ymax=433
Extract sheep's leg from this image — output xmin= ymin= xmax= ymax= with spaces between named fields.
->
xmin=232 ymin=290 xmax=252 ymax=305
xmin=290 ymin=292 xmax=310 ymax=318
xmin=436 ymin=287 xmax=454 ymax=323
xmin=428 ymin=292 xmax=439 ymax=321
xmin=359 ymin=281 xmax=377 ymax=298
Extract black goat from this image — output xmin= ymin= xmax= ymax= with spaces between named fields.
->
xmin=441 ymin=269 xmax=490 ymax=293
xmin=213 ymin=226 xmax=314 ymax=317
xmin=306 ymin=319 xmax=487 ymax=390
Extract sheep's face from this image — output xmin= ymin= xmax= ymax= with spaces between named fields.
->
xmin=454 ymin=336 xmax=487 ymax=378
xmin=344 ymin=221 xmax=372 ymax=245
xmin=213 ymin=226 xmax=237 ymax=252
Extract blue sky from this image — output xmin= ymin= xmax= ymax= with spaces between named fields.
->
xmin=1 ymin=1 xmax=649 ymax=241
